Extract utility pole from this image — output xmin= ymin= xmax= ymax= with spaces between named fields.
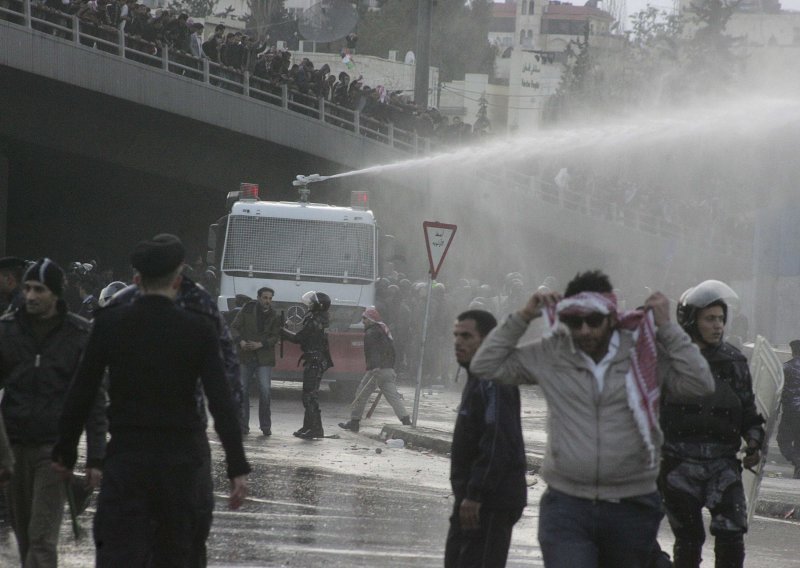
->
xmin=414 ymin=0 xmax=432 ymax=108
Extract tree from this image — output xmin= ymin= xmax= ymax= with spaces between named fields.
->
xmin=543 ymin=25 xmax=601 ymax=124
xmin=246 ymin=0 xmax=286 ymax=39
xmin=544 ymin=1 xmax=743 ymax=124
xmin=357 ymin=0 xmax=494 ymax=83
xmin=684 ymin=0 xmax=744 ymax=95
xmin=474 ymin=93 xmax=491 ymax=134
xmin=166 ymin=0 xmax=219 ymax=18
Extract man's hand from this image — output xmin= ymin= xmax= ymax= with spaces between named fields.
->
xmin=459 ymin=498 xmax=481 ymax=530
xmin=518 ymin=291 xmax=561 ymax=323
xmin=743 ymin=440 xmax=761 ymax=470
xmin=86 ymin=467 xmax=103 ymax=489
xmin=643 ymin=291 xmax=671 ymax=327
xmin=229 ymin=475 xmax=248 ymax=510
xmin=51 ymin=460 xmax=73 ymax=481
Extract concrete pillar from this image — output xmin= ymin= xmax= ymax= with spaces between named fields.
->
xmin=414 ymin=0 xmax=432 ymax=107
xmin=0 ymin=149 xmax=8 ymax=256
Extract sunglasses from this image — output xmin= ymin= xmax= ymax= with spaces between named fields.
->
xmin=560 ymin=313 xmax=607 ymax=329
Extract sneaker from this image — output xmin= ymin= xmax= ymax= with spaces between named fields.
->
xmin=293 ymin=428 xmax=310 ymax=438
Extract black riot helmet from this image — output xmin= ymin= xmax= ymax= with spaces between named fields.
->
xmin=301 ymin=290 xmax=331 ymax=312
xmin=676 ymin=280 xmax=739 ymax=336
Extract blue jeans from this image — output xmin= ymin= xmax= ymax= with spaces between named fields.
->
xmin=538 ymin=487 xmax=663 ymax=568
xmin=240 ymin=363 xmax=272 ymax=433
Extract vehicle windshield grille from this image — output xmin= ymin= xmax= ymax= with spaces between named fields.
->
xmin=222 ymin=216 xmax=375 ymax=281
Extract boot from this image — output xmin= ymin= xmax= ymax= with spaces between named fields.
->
xmin=673 ymin=540 xmax=702 ymax=568
xmin=401 ymin=416 xmax=412 ymax=426
xmin=293 ymin=411 xmax=311 ymax=437
xmin=298 ymin=411 xmax=324 ymax=439
xmin=714 ymin=538 xmax=744 ymax=568
xmin=338 ymin=419 xmax=360 ymax=432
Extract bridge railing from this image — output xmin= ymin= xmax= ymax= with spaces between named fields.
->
xmin=476 ymin=169 xmax=755 ymax=259
xmin=0 ymin=0 xmax=432 ymax=155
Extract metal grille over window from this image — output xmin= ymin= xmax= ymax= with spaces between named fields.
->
xmin=222 ymin=216 xmax=375 ymax=281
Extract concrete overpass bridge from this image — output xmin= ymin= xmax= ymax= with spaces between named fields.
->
xmin=0 ymin=0 xmax=756 ymax=325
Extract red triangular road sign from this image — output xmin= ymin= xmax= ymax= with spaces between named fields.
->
xmin=423 ymin=221 xmax=457 ymax=279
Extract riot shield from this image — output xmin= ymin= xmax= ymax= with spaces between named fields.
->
xmin=744 ymin=335 xmax=785 ymax=526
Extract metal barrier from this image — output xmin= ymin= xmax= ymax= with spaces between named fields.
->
xmin=475 ymin=168 xmax=755 ymax=258
xmin=0 ymin=0 xmax=428 ymax=155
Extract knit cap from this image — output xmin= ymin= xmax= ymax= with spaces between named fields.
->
xmin=23 ymin=258 xmax=65 ymax=297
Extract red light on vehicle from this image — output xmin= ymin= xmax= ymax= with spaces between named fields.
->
xmin=239 ymin=182 xmax=259 ymax=200
xmin=350 ymin=191 xmax=369 ymax=209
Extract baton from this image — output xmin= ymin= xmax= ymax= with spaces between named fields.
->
xmin=64 ymin=478 xmax=85 ymax=541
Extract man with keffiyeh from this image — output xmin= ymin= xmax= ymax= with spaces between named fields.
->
xmin=339 ymin=307 xmax=411 ymax=432
xmin=470 ymin=270 xmax=714 ymax=568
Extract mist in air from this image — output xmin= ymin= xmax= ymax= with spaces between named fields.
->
xmin=338 ymin=79 xmax=800 ymax=344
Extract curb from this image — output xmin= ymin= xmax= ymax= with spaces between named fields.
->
xmin=754 ymin=499 xmax=800 ymax=520
xmin=366 ymin=424 xmax=799 ymax=521
xmin=374 ymin=425 xmax=544 ymax=474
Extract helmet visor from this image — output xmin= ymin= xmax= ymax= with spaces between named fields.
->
xmin=301 ymin=290 xmax=318 ymax=307
xmin=682 ymin=280 xmax=739 ymax=312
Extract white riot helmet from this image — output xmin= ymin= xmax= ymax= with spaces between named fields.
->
xmin=301 ymin=290 xmax=331 ymax=312
xmin=98 ymin=281 xmax=127 ymax=307
xmin=676 ymin=280 xmax=739 ymax=335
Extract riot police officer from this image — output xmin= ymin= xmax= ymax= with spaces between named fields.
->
xmin=659 ymin=280 xmax=764 ymax=568
xmin=283 ymin=291 xmax=333 ymax=439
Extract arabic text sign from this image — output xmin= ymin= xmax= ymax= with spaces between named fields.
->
xmin=423 ymin=221 xmax=457 ymax=279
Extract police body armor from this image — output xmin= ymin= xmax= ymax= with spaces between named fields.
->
xmin=296 ymin=312 xmax=333 ymax=371
xmin=661 ymin=342 xmax=749 ymax=455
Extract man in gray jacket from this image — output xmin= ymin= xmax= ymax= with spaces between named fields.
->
xmin=470 ymin=270 xmax=713 ymax=568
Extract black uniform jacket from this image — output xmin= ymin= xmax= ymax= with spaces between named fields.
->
xmin=450 ymin=370 xmax=527 ymax=509
xmin=0 ymin=302 xmax=107 ymax=468
xmin=53 ymin=295 xmax=249 ymax=479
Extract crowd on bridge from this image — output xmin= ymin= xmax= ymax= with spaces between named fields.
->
xmin=1 ymin=0 xmax=490 ymax=146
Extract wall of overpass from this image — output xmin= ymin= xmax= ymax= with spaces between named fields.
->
xmin=0 ymin=20 xmax=405 ymax=175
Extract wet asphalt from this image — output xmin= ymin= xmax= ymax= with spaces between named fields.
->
xmin=5 ymin=381 xmax=800 ymax=566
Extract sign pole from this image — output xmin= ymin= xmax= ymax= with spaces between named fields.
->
xmin=411 ymin=274 xmax=434 ymax=427
xmin=412 ymin=220 xmax=457 ymax=428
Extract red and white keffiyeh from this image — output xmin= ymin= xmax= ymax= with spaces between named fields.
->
xmin=363 ymin=307 xmax=393 ymax=340
xmin=546 ymin=292 xmax=660 ymax=467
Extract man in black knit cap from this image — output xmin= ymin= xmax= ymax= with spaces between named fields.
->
xmin=52 ymin=234 xmax=249 ymax=566
xmin=1 ymin=258 xmax=106 ymax=567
